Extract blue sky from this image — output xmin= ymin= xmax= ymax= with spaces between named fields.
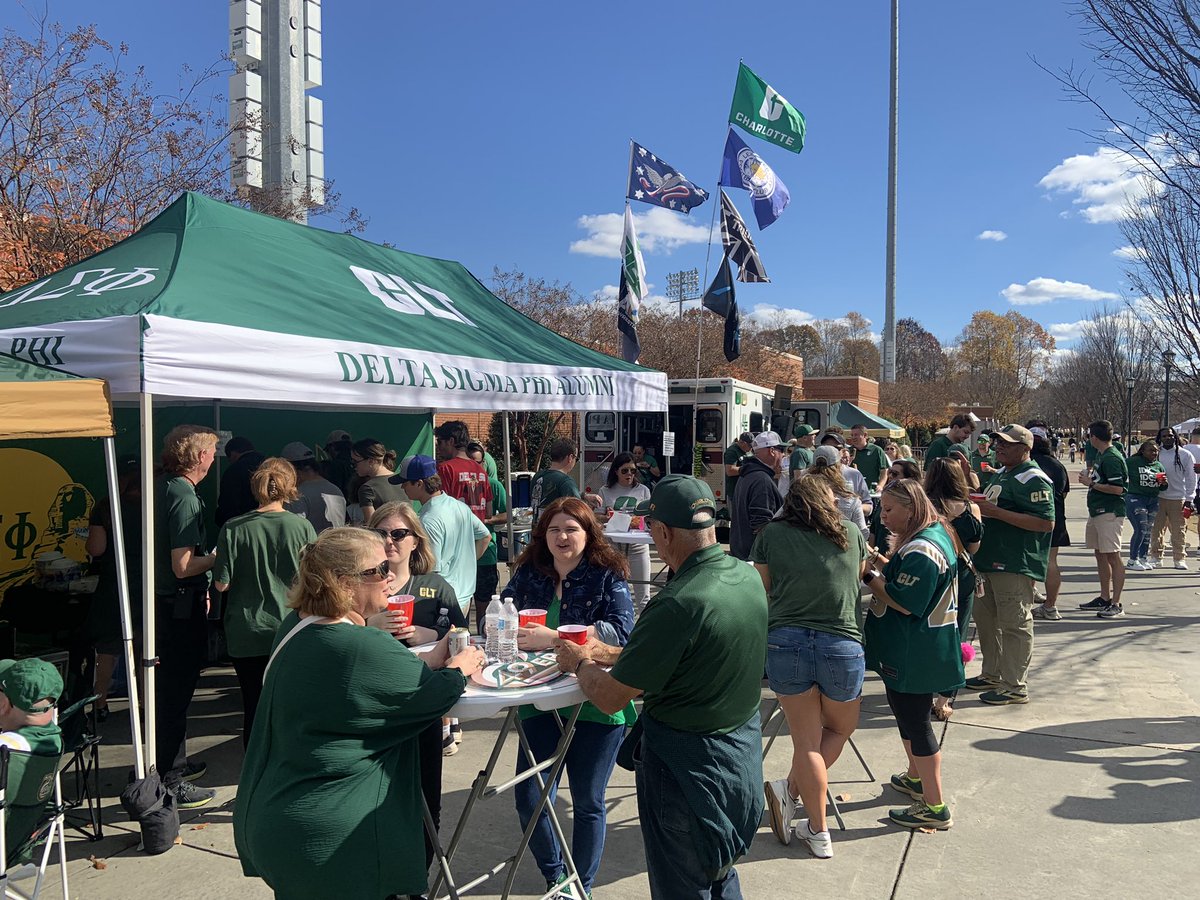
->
xmin=8 ymin=1 xmax=1145 ymax=349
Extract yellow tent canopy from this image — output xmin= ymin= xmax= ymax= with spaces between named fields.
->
xmin=0 ymin=353 xmax=114 ymax=440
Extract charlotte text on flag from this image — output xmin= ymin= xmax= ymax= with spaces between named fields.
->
xmin=617 ymin=204 xmax=646 ymax=363
xmin=702 ymin=254 xmax=741 ymax=362
xmin=719 ymin=128 xmax=790 ymax=230
xmin=627 ymin=141 xmax=709 ymax=214
xmin=719 ymin=190 xmax=769 ymax=283
xmin=728 ymin=62 xmax=806 ymax=154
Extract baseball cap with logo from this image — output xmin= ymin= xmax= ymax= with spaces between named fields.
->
xmin=751 ymin=431 xmax=787 ymax=451
xmin=389 ymin=454 xmax=438 ymax=484
xmin=632 ymin=475 xmax=717 ymax=529
xmin=793 ymin=424 xmax=816 ymax=438
xmin=280 ymin=441 xmax=315 ymax=462
xmin=992 ymin=424 xmax=1034 ymax=448
xmin=0 ymin=658 xmax=63 ymax=714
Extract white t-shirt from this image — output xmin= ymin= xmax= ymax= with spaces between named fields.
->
xmin=599 ymin=482 xmax=650 ymax=512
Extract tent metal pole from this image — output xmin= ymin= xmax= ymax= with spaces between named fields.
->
xmin=502 ymin=412 xmax=513 ymax=579
xmin=103 ymin=437 xmax=146 ymax=778
xmin=576 ymin=413 xmax=584 ymax=488
xmin=140 ymin=392 xmax=157 ymax=774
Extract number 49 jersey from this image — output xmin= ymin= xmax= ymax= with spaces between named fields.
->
xmin=973 ymin=459 xmax=1055 ymax=581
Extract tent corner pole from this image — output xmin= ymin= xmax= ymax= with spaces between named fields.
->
xmin=140 ymin=393 xmax=157 ymax=777
xmin=103 ymin=437 xmax=146 ymax=779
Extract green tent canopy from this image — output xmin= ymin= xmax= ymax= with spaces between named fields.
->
xmin=831 ymin=400 xmax=906 ymax=438
xmin=0 ymin=192 xmax=666 ymax=412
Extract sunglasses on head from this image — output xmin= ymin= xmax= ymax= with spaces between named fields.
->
xmin=374 ymin=527 xmax=413 ymax=543
xmin=358 ymin=560 xmax=390 ymax=580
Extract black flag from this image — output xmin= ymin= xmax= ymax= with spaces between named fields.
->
xmin=720 ymin=190 xmax=769 ymax=283
xmin=702 ymin=254 xmax=741 ymax=361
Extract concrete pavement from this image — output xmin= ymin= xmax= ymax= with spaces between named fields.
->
xmin=44 ymin=489 xmax=1200 ymax=898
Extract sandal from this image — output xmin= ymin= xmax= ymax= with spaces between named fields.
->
xmin=932 ymin=698 xmax=953 ymax=721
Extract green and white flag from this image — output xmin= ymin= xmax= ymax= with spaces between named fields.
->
xmin=728 ymin=62 xmax=806 ymax=153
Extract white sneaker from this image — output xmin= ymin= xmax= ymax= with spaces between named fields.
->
xmin=1031 ymin=603 xmax=1062 ymax=620
xmin=796 ymin=820 xmax=833 ymax=859
xmin=1125 ymin=559 xmax=1140 ymax=569
xmin=1146 ymin=557 xmax=1161 ymax=569
xmin=764 ymin=779 xmax=795 ymax=845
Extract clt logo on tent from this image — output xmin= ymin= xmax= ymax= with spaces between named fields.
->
xmin=349 ymin=266 xmax=476 ymax=328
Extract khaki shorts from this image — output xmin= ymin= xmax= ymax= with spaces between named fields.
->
xmin=1085 ymin=512 xmax=1124 ymax=554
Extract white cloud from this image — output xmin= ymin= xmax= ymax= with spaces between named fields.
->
xmin=570 ymin=207 xmax=712 ymax=257
xmin=1039 ymin=146 xmax=1160 ymax=224
xmin=1113 ymin=245 xmax=1146 ymax=260
xmin=588 ymin=283 xmax=674 ymax=312
xmin=1001 ymin=277 xmax=1120 ymax=306
xmin=746 ymin=303 xmax=817 ymax=326
xmin=1047 ymin=319 xmax=1088 ymax=341
xmin=977 ymin=230 xmax=1008 ymax=241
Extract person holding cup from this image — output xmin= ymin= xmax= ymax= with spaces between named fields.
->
xmin=1125 ymin=440 xmax=1168 ymax=570
xmin=501 ymin=496 xmax=635 ymax=898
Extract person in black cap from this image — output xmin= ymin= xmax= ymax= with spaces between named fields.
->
xmin=555 ymin=475 xmax=767 ymax=899
xmin=216 ymin=436 xmax=266 ymax=528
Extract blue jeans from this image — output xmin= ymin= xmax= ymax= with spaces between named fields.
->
xmin=1127 ymin=494 xmax=1158 ymax=561
xmin=634 ymin=744 xmax=743 ymax=900
xmin=765 ymin=626 xmax=865 ymax=702
xmin=514 ymin=715 xmax=624 ymax=893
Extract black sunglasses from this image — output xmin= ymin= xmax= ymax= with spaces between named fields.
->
xmin=374 ymin=527 xmax=413 ymax=543
xmin=358 ymin=560 xmax=390 ymax=580
xmin=618 ymin=466 xmax=637 ymax=474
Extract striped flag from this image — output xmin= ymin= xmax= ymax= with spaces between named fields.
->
xmin=617 ymin=204 xmax=646 ymax=363
xmin=720 ymin=191 xmax=769 ymax=283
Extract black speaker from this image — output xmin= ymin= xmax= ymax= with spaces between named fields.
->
xmin=772 ymin=383 xmax=793 ymax=410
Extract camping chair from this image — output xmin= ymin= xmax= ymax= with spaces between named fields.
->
xmin=0 ymin=743 xmax=69 ymax=900
xmin=55 ymin=696 xmax=102 ymax=841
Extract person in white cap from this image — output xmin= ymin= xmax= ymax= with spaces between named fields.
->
xmin=730 ymin=432 xmax=787 ymax=560
xmin=281 ymin=442 xmax=347 ymax=532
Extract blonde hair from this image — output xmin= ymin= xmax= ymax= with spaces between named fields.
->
xmin=251 ymin=457 xmax=300 ymax=505
xmin=368 ymin=501 xmax=436 ymax=575
xmin=809 ymin=454 xmax=853 ymax=497
xmin=160 ymin=425 xmax=219 ymax=475
xmin=287 ymin=527 xmax=383 ymax=618
xmin=882 ymin=478 xmax=941 ymax=552
xmin=780 ymin=474 xmax=850 ymax=550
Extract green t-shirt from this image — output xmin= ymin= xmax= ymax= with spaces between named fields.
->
xmin=154 ymin=475 xmax=209 ymax=594
xmin=789 ymin=445 xmax=814 ymax=477
xmin=864 ymin=523 xmax=965 ymax=694
xmin=973 ymin=459 xmax=1055 ymax=580
xmin=1084 ymin=442 xmax=1098 ymax=467
xmin=851 ymin=442 xmax=888 ymax=489
xmin=750 ymin=520 xmax=865 ymax=640
xmin=969 ymin=449 xmax=996 ymax=475
xmin=724 ymin=442 xmax=748 ymax=500
xmin=1126 ymin=455 xmax=1167 ymax=497
xmin=635 ymin=454 xmax=660 ymax=486
xmin=611 ymin=544 xmax=767 ymax=734
xmin=479 ymin=477 xmax=507 ymax=567
xmin=924 ymin=434 xmax=953 ymax=463
xmin=214 ymin=510 xmax=317 ymax=657
xmin=530 ymin=468 xmax=581 ymax=522
xmin=1088 ymin=445 xmax=1128 ymax=517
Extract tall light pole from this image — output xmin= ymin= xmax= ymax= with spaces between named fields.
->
xmin=1125 ymin=375 xmax=1135 ymax=446
xmin=666 ymin=268 xmax=700 ymax=319
xmin=1163 ymin=349 xmax=1176 ymax=430
xmin=880 ymin=0 xmax=899 ymax=383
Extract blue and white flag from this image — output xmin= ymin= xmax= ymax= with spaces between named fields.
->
xmin=719 ymin=128 xmax=790 ymax=230
xmin=617 ymin=204 xmax=646 ymax=363
xmin=627 ymin=141 xmax=709 ymax=214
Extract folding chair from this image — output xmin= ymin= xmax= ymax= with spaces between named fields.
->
xmin=55 ymin=696 xmax=102 ymax=841
xmin=0 ymin=743 xmax=69 ymax=900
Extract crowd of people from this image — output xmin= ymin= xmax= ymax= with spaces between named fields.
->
xmin=64 ymin=411 xmax=1200 ymax=900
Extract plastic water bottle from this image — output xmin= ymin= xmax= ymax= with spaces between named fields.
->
xmin=499 ymin=596 xmax=519 ymax=663
xmin=484 ymin=595 xmax=503 ymax=662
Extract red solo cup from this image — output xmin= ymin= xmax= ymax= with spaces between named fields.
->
xmin=1155 ymin=472 xmax=1167 ymax=484
xmin=969 ymin=492 xmax=986 ymax=502
xmin=387 ymin=594 xmax=415 ymax=625
xmin=557 ymin=624 xmax=589 ymax=645
xmin=519 ymin=608 xmax=548 ymax=628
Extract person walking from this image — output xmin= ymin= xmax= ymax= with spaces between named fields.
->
xmin=969 ymin=425 xmax=1055 ymax=704
xmin=730 ymin=431 xmax=786 ymax=560
xmin=1078 ymin=421 xmax=1130 ymax=618
xmin=1029 ymin=426 xmax=1071 ymax=620
xmin=554 ymin=476 xmax=767 ymax=899
xmin=754 ymin=474 xmax=866 ymax=859
xmin=1147 ymin=428 xmax=1197 ymax=570
xmin=1125 ymin=439 xmax=1168 ymax=570
xmin=863 ymin=479 xmax=963 ymax=830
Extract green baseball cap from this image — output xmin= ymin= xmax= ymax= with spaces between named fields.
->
xmin=0 ymin=658 xmax=63 ymax=714
xmin=793 ymin=423 xmax=816 ymax=438
xmin=948 ymin=443 xmax=971 ymax=460
xmin=633 ymin=475 xmax=717 ymax=529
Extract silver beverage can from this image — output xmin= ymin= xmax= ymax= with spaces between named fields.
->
xmin=448 ymin=627 xmax=472 ymax=657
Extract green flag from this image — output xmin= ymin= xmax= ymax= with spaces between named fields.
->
xmin=728 ymin=62 xmax=806 ymax=153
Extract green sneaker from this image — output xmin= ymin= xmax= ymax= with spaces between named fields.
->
xmin=889 ymin=800 xmax=953 ymax=830
xmin=979 ymin=689 xmax=1029 ymax=705
xmin=963 ymin=675 xmax=998 ymax=691
xmin=888 ymin=772 xmax=923 ymax=800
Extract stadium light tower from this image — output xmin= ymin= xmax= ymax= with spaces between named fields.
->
xmin=229 ymin=0 xmax=325 ymax=221
xmin=880 ymin=0 xmax=899 ymax=383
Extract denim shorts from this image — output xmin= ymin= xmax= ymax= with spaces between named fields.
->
xmin=766 ymin=626 xmax=865 ymax=702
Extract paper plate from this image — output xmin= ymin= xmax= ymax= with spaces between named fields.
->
xmin=470 ymin=651 xmax=565 ymax=689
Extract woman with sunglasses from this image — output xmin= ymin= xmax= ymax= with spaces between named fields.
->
xmin=234 ymin=527 xmax=485 ymax=900
xmin=599 ymin=451 xmax=652 ymax=609
xmin=502 ymin=496 xmax=634 ymax=899
xmin=213 ymin=458 xmax=316 ymax=747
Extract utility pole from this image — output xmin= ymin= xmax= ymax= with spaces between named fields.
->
xmin=229 ymin=0 xmax=325 ymax=222
xmin=880 ymin=0 xmax=899 ymax=383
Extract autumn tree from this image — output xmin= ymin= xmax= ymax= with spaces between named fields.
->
xmin=952 ymin=310 xmax=1055 ymax=420
xmin=758 ymin=319 xmax=822 ymax=361
xmin=895 ymin=317 xmax=947 ymax=382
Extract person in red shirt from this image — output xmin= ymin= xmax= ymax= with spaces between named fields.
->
xmin=434 ymin=421 xmax=492 ymax=522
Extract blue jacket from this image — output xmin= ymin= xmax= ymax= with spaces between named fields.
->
xmin=501 ymin=560 xmax=634 ymax=647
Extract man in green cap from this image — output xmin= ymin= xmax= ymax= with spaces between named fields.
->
xmin=0 ymin=658 xmax=64 ymax=754
xmin=970 ymin=434 xmax=996 ymax=478
xmin=789 ymin=424 xmax=817 ymax=483
xmin=555 ymin=475 xmax=767 ymax=899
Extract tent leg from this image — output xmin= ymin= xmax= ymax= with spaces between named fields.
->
xmin=140 ymin=393 xmax=157 ymax=777
xmin=502 ymin=412 xmax=513 ymax=570
xmin=103 ymin=437 xmax=146 ymax=780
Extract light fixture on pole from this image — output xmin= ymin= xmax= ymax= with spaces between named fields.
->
xmin=1125 ymin=375 xmax=1135 ymax=446
xmin=666 ymin=268 xmax=700 ymax=318
xmin=1163 ymin=350 xmax=1176 ymax=430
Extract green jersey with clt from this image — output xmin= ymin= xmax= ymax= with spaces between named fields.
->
xmin=973 ymin=459 xmax=1055 ymax=580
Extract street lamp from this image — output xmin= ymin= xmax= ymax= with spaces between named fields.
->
xmin=1125 ymin=375 xmax=1135 ymax=445
xmin=1163 ymin=349 xmax=1177 ymax=430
